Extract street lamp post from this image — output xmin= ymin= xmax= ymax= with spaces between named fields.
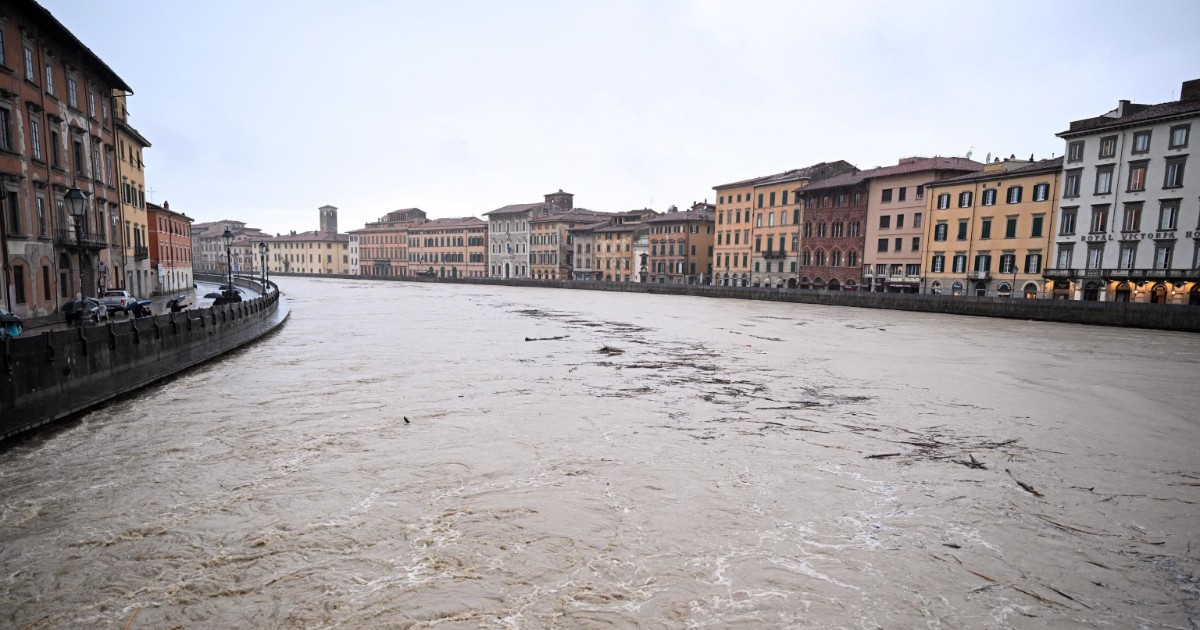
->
xmin=64 ymin=187 xmax=89 ymax=297
xmin=259 ymin=242 xmax=269 ymax=293
xmin=221 ymin=227 xmax=233 ymax=298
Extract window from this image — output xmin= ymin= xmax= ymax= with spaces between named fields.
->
xmin=898 ymin=188 xmax=907 ymax=202
xmin=6 ymin=190 xmax=19 ymax=234
xmin=67 ymin=78 xmax=78 ymax=108
xmin=911 ymin=236 xmax=920 ymax=251
xmin=1032 ymin=183 xmax=1049 ymax=202
xmin=769 ymin=192 xmax=776 ymax=207
xmin=882 ymin=188 xmax=893 ymax=202
xmin=896 ymin=214 xmax=904 ymax=229
xmin=1132 ymin=130 xmax=1152 ymax=154
xmin=982 ymin=189 xmax=997 ymax=206
xmin=1064 ymin=170 xmax=1081 ymax=198
xmin=29 ymin=117 xmax=42 ymax=161
xmin=88 ymin=90 xmax=96 ymax=118
xmin=41 ymin=265 xmax=50 ymax=301
xmin=1163 ymin=157 xmax=1186 ymax=188
xmin=877 ymin=238 xmax=888 ymax=252
xmin=980 ymin=218 xmax=992 ymax=239
xmin=1095 ymin=166 xmax=1114 ymax=194
xmin=1031 ymin=215 xmax=1043 ymax=237
xmin=932 ymin=254 xmax=945 ymax=273
xmin=916 ymin=185 xmax=925 ymax=200
xmin=0 ymin=30 xmax=5 ymax=66
xmin=1169 ymin=124 xmax=1190 ymax=149
xmin=999 ymin=254 xmax=1016 ymax=274
xmin=1098 ymin=135 xmax=1117 ymax=158
xmin=937 ymin=193 xmax=950 ymax=209
xmin=1158 ymin=201 xmax=1178 ymax=230
xmin=36 ymin=197 xmax=46 ymax=236
xmin=934 ymin=223 xmax=947 ymax=241
xmin=0 ymin=107 xmax=11 ymax=151
xmin=23 ymin=47 xmax=36 ymax=81
xmin=879 ymin=215 xmax=891 ymax=229
xmin=1056 ymin=245 xmax=1073 ymax=269
xmin=1121 ymin=203 xmax=1142 ymax=232
xmin=1118 ymin=243 xmax=1136 ymax=269
xmin=1067 ymin=141 xmax=1084 ymax=162
xmin=894 ymin=237 xmax=902 ymax=252
xmin=757 ymin=193 xmax=763 ymax=208
xmin=1086 ymin=245 xmax=1103 ymax=270
xmin=1154 ymin=244 xmax=1172 ymax=269
xmin=1024 ymin=252 xmax=1042 ymax=274
xmin=1006 ymin=186 xmax=1022 ymax=204
xmin=1127 ymin=162 xmax=1147 ymax=191
xmin=12 ymin=265 xmax=24 ymax=304
xmin=952 ymin=254 xmax=967 ymax=273
xmin=958 ymin=191 xmax=973 ymax=208
xmin=956 ymin=219 xmax=968 ymax=240
xmin=1005 ymin=217 xmax=1017 ymax=238
xmin=44 ymin=63 xmax=54 ymax=95
xmin=782 ymin=190 xmax=788 ymax=206
xmin=1060 ymin=208 xmax=1077 ymax=235
xmin=1090 ymin=205 xmax=1109 ymax=233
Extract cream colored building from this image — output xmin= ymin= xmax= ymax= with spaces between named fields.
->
xmin=113 ymin=93 xmax=152 ymax=296
xmin=922 ymin=157 xmax=1061 ymax=298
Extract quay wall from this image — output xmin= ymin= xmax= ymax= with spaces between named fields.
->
xmin=0 ymin=276 xmax=288 ymax=441
xmin=280 ymin=273 xmax=1200 ymax=333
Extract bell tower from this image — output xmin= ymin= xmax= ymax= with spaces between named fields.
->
xmin=319 ymin=205 xmax=338 ymax=233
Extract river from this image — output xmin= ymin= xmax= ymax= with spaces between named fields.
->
xmin=2 ymin=277 xmax=1198 ymax=628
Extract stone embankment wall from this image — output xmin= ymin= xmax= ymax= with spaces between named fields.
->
xmin=0 ymin=277 xmax=287 ymax=441
xmin=279 ymin=272 xmax=1200 ymax=333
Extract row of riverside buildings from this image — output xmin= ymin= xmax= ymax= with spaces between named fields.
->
xmin=0 ymin=0 xmax=195 ymax=319
xmin=262 ymin=76 xmax=1188 ymax=305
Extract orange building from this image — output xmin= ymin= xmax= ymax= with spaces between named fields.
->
xmin=591 ymin=210 xmax=656 ymax=282
xmin=353 ymin=208 xmax=426 ymax=277
xmin=645 ymin=203 xmax=715 ymax=284
xmin=530 ymin=209 xmax=610 ymax=280
xmin=407 ymin=217 xmax=487 ymax=278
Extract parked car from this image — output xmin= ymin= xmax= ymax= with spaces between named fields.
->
xmin=100 ymin=289 xmax=136 ymax=314
xmin=62 ymin=297 xmax=109 ymax=326
xmin=0 ymin=306 xmax=22 ymax=338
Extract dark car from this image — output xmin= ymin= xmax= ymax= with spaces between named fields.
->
xmin=62 ymin=297 xmax=109 ymax=325
xmin=0 ymin=306 xmax=22 ymax=338
xmin=416 ymin=270 xmax=437 ymax=278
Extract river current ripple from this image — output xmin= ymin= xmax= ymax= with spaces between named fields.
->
xmin=1 ymin=277 xmax=1198 ymax=628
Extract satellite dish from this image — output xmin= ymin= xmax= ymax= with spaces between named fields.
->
xmin=966 ymin=150 xmax=973 ymax=160
xmin=985 ymin=152 xmax=991 ymax=164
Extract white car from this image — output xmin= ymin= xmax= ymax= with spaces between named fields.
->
xmin=100 ymin=289 xmax=136 ymax=314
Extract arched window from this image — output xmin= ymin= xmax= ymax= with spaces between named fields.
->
xmin=804 ymin=222 xmax=813 ymax=238
xmin=802 ymin=249 xmax=812 ymax=265
xmin=847 ymin=251 xmax=857 ymax=268
xmin=831 ymin=250 xmax=842 ymax=267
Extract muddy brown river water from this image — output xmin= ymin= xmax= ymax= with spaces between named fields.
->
xmin=2 ymin=277 xmax=1198 ymax=628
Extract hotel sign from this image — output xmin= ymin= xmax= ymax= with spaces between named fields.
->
xmin=1080 ymin=231 xmax=1181 ymax=242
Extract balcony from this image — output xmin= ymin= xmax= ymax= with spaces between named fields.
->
xmin=1043 ymin=268 xmax=1079 ymax=279
xmin=761 ymin=250 xmax=786 ymax=260
xmin=52 ymin=229 xmax=108 ymax=250
xmin=968 ymin=270 xmax=991 ymax=280
xmin=134 ymin=245 xmax=149 ymax=260
xmin=1101 ymin=268 xmax=1199 ymax=282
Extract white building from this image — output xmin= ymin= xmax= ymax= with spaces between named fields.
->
xmin=348 ymin=233 xmax=360 ymax=276
xmin=1049 ymin=78 xmax=1200 ymax=304
xmin=485 ymin=190 xmax=574 ymax=279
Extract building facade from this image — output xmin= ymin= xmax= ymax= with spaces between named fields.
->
xmin=921 ymin=157 xmax=1061 ymax=298
xmin=352 ymin=208 xmax=426 ymax=278
xmin=645 ymin=203 xmax=715 ymax=285
xmin=529 ymin=209 xmax=609 ymax=281
xmin=113 ymin=93 xmax=151 ymax=296
xmin=795 ymin=172 xmax=869 ymax=290
xmin=0 ymin=0 xmax=130 ymax=316
xmin=591 ymin=210 xmax=656 ymax=282
xmin=570 ymin=224 xmax=599 ymax=281
xmin=713 ymin=162 xmax=856 ymax=287
xmin=146 ymin=201 xmax=193 ymax=295
xmin=861 ymin=157 xmax=982 ymax=292
xmin=1048 ymin=79 xmax=1200 ymax=304
xmin=407 ymin=217 xmax=487 ymax=278
xmin=191 ymin=220 xmax=268 ymax=276
xmin=486 ymin=190 xmax=574 ymax=279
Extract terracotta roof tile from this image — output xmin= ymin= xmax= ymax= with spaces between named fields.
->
xmin=1059 ymin=100 xmax=1200 ymax=137
xmin=794 ymin=171 xmax=867 ymax=194
xmin=860 ymin=157 xmax=983 ymax=180
xmin=928 ymin=157 xmax=1064 ymax=187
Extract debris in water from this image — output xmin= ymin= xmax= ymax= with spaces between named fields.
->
xmin=865 ymin=452 xmax=902 ymax=459
xmin=525 ymin=335 xmax=569 ymax=341
xmin=957 ymin=454 xmax=987 ymax=469
xmin=404 ymin=416 xmax=410 ymax=424
xmin=1006 ymin=468 xmax=1043 ymax=497
xmin=597 ymin=346 xmax=624 ymax=355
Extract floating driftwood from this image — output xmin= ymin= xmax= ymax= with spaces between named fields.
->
xmin=525 ymin=335 xmax=569 ymax=342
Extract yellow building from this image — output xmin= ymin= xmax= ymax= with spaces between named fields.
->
xmin=269 ymin=205 xmax=351 ymax=275
xmin=529 ymin=209 xmax=610 ymax=280
xmin=591 ymin=210 xmax=656 ymax=282
xmin=921 ymin=157 xmax=1062 ymax=298
xmin=113 ymin=93 xmax=152 ymax=296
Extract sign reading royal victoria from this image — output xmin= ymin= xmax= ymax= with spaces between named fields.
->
xmin=1078 ymin=231 xmax=1194 ymax=242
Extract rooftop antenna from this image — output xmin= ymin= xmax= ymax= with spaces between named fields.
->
xmin=985 ymin=152 xmax=992 ymax=164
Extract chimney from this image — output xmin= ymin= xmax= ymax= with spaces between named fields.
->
xmin=1117 ymin=99 xmax=1132 ymax=117
xmin=163 ymin=200 xmax=169 ymax=210
xmin=1181 ymin=78 xmax=1200 ymax=102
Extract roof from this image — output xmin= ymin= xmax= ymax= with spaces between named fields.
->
xmin=794 ymin=171 xmax=867 ymax=194
xmin=484 ymin=202 xmax=545 ymax=217
xmin=116 ymin=119 xmax=152 ymax=148
xmin=927 ymin=157 xmax=1064 ymax=187
xmin=1059 ymin=98 xmax=1200 ymax=138
xmin=270 ymin=231 xmax=349 ymax=243
xmin=714 ymin=160 xmax=856 ymax=190
xmin=646 ymin=209 xmax=713 ymax=223
xmin=593 ymin=223 xmax=643 ymax=234
xmin=529 ymin=209 xmax=611 ymax=224
xmin=409 ymin=217 xmax=486 ymax=231
xmin=860 ymin=157 xmax=982 ymax=180
xmin=22 ymin=0 xmax=132 ymax=92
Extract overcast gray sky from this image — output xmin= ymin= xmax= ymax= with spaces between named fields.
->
xmin=40 ymin=0 xmax=1200 ymax=235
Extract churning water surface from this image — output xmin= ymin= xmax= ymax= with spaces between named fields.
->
xmin=1 ymin=277 xmax=1198 ymax=629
